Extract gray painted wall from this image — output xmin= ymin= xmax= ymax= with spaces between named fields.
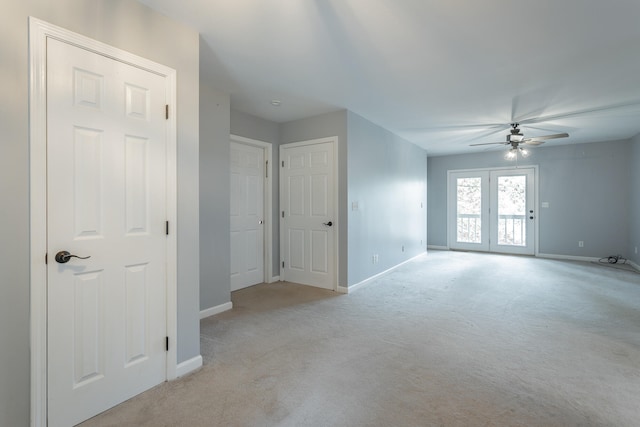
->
xmin=200 ymin=44 xmax=232 ymax=312
xmin=630 ymin=134 xmax=640 ymax=265
xmin=230 ymin=110 xmax=281 ymax=276
xmin=280 ymin=110 xmax=349 ymax=286
xmin=347 ymin=112 xmax=427 ymax=285
xmin=231 ymin=109 xmax=280 ymax=145
xmin=428 ymin=139 xmax=631 ymax=258
xmin=1 ymin=2 xmax=200 ymax=425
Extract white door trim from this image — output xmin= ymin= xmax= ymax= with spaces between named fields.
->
xmin=279 ymin=136 xmax=340 ymax=291
xmin=446 ymin=165 xmax=539 ymax=255
xmin=230 ymin=134 xmax=274 ymax=283
xmin=29 ymin=17 xmax=178 ymax=426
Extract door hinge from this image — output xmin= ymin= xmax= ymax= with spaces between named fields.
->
xmin=45 ymin=253 xmax=48 ymax=265
xmin=166 ymin=221 xmax=169 ymax=235
xmin=165 ymin=336 xmax=169 ymax=351
xmin=282 ymin=261 xmax=285 ymax=268
xmin=281 ymin=160 xmax=284 ymax=167
xmin=282 ymin=211 xmax=285 ymax=218
xmin=165 ymin=104 xmax=169 ymax=120
xmin=266 ymin=160 xmax=269 ymax=178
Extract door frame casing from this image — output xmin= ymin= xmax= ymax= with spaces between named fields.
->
xmin=230 ymin=134 xmax=274 ymax=284
xmin=446 ymin=165 xmax=539 ymax=255
xmin=29 ymin=18 xmax=178 ymax=426
xmin=279 ymin=137 xmax=340 ymax=291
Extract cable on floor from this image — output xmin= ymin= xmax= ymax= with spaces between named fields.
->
xmin=590 ymin=255 xmax=639 ymax=274
xmin=599 ymin=255 xmax=627 ymax=265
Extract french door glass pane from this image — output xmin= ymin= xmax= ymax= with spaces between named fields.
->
xmin=497 ymin=175 xmax=526 ymax=246
xmin=456 ymin=177 xmax=482 ymax=243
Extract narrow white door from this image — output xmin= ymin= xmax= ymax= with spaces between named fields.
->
xmin=280 ymin=140 xmax=336 ymax=290
xmin=489 ymin=169 xmax=535 ymax=255
xmin=230 ymin=141 xmax=265 ymax=290
xmin=47 ymin=38 xmax=168 ymax=427
xmin=449 ymin=168 xmax=536 ymax=255
xmin=448 ymin=171 xmax=490 ymax=252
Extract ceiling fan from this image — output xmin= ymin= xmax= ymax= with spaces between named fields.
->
xmin=469 ymin=123 xmax=569 ymax=159
xmin=470 ymin=123 xmax=569 ymax=149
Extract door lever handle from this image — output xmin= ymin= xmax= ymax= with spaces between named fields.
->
xmin=323 ymin=221 xmax=333 ymax=227
xmin=55 ymin=251 xmax=91 ymax=264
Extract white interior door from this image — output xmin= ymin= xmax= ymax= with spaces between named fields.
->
xmin=449 ymin=168 xmax=535 ymax=255
xmin=47 ymin=38 xmax=168 ymax=427
xmin=280 ymin=140 xmax=336 ymax=290
xmin=230 ymin=141 xmax=265 ymax=291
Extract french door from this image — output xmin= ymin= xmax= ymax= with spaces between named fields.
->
xmin=448 ymin=168 xmax=536 ymax=255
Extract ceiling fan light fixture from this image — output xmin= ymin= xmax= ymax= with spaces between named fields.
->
xmin=505 ymin=148 xmax=518 ymax=160
xmin=505 ymin=146 xmax=529 ymax=160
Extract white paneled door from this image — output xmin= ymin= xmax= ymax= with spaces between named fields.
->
xmin=47 ymin=38 xmax=168 ymax=427
xmin=449 ymin=168 xmax=535 ymax=255
xmin=230 ymin=141 xmax=265 ymax=290
xmin=280 ymin=140 xmax=336 ymax=290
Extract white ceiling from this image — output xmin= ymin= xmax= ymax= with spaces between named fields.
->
xmin=138 ymin=0 xmax=640 ymax=156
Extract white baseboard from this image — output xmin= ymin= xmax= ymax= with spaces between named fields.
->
xmin=536 ymin=253 xmax=600 ymax=263
xmin=629 ymin=260 xmax=640 ymax=271
xmin=342 ymin=252 xmax=427 ymax=293
xmin=427 ymin=245 xmax=449 ymax=251
xmin=175 ymin=355 xmax=202 ymax=378
xmin=200 ymin=301 xmax=233 ymax=319
xmin=269 ymin=275 xmax=280 ymax=283
xmin=336 ymin=285 xmax=348 ymax=294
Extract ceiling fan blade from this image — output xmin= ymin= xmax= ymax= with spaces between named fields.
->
xmin=523 ymin=140 xmax=546 ymax=146
xmin=518 ymin=100 xmax=640 ymax=125
xmin=526 ymin=132 xmax=569 ymax=141
xmin=469 ymin=142 xmax=506 ymax=146
xmin=406 ymin=123 xmax=505 ymax=132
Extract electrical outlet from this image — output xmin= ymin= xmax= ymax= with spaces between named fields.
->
xmin=578 ymin=241 xmax=584 ymax=248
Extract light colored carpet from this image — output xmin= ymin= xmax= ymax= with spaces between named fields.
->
xmin=80 ymin=251 xmax=640 ymax=426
